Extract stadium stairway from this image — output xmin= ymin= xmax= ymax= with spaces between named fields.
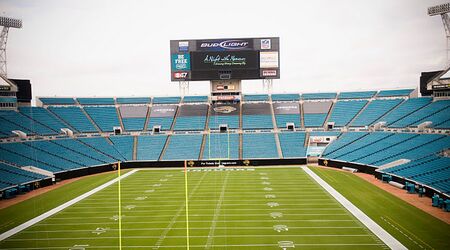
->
xmin=143 ymin=105 xmax=151 ymax=131
xmin=322 ymin=101 xmax=335 ymax=128
xmin=116 ymin=106 xmax=125 ymax=132
xmin=300 ymin=102 xmax=305 ymax=128
xmin=158 ymin=133 xmax=172 ymax=161
xmin=345 ymin=100 xmax=371 ymax=127
xmin=80 ymin=107 xmax=102 ymax=133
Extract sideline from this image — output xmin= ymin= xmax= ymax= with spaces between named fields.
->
xmin=0 ymin=169 xmax=139 ymax=241
xmin=301 ymin=166 xmax=407 ymax=250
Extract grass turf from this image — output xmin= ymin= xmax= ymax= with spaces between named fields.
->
xmin=310 ymin=167 xmax=450 ymax=250
xmin=0 ymin=167 xmax=387 ymax=249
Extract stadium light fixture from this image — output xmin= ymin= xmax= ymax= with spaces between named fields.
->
xmin=0 ymin=16 xmax=23 ymax=28
xmin=0 ymin=16 xmax=23 ymax=77
xmin=428 ymin=3 xmax=450 ymax=66
xmin=428 ymin=3 xmax=450 ymax=16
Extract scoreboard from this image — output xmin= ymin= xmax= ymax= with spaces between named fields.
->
xmin=170 ymin=37 xmax=280 ymax=81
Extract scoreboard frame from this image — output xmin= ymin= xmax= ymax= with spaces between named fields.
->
xmin=170 ymin=37 xmax=280 ymax=81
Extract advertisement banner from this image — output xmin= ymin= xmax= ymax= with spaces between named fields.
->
xmin=260 ymin=52 xmax=279 ymax=68
xmin=191 ymin=51 xmax=259 ymax=70
xmin=171 ymin=54 xmax=191 ymax=71
xmin=197 ymin=39 xmax=253 ymax=51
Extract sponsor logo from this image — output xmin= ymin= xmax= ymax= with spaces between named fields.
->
xmin=171 ymin=53 xmax=191 ymax=70
xmin=260 ymin=51 xmax=279 ymax=68
xmin=262 ymin=70 xmax=277 ymax=77
xmin=173 ymin=72 xmax=188 ymax=79
xmin=178 ymin=41 xmax=189 ymax=52
xmin=213 ymin=105 xmax=237 ymax=113
xmin=261 ymin=39 xmax=271 ymax=49
xmin=199 ymin=39 xmax=251 ymax=51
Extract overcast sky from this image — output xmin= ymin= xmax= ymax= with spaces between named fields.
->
xmin=0 ymin=0 xmax=448 ymax=99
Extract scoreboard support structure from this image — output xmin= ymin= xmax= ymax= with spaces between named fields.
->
xmin=262 ymin=79 xmax=274 ymax=93
xmin=178 ymin=81 xmax=190 ymax=97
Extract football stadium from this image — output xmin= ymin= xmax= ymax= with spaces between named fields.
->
xmin=0 ymin=1 xmax=450 ymax=249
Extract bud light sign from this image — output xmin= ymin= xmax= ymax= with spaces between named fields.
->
xmin=171 ymin=54 xmax=191 ymax=70
xmin=197 ymin=39 xmax=253 ymax=51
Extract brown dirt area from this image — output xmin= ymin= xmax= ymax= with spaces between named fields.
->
xmin=315 ymin=165 xmax=450 ymax=224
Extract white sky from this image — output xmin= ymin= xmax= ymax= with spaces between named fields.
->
xmin=0 ymin=0 xmax=448 ymax=99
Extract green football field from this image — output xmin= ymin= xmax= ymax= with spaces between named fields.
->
xmin=0 ymin=166 xmax=449 ymax=249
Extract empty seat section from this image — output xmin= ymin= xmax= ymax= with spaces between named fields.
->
xmin=116 ymin=97 xmax=151 ymax=104
xmin=1 ymin=142 xmax=78 ymax=171
xmin=209 ymin=104 xmax=240 ymax=130
xmin=338 ymin=91 xmax=376 ymax=99
xmin=19 ymin=107 xmax=70 ymax=133
xmin=49 ymin=107 xmax=98 ymax=133
xmin=0 ymin=117 xmax=33 ymax=136
xmin=355 ymin=134 xmax=440 ymax=165
xmin=242 ymin=103 xmax=273 ymax=129
xmin=25 ymin=140 xmax=103 ymax=167
xmin=339 ymin=133 xmax=417 ymax=163
xmin=302 ymin=92 xmax=336 ymax=100
xmin=39 ymin=97 xmax=76 ymax=105
xmin=120 ymin=106 xmax=148 ymax=131
xmin=322 ymin=132 xmax=368 ymax=156
xmin=77 ymin=98 xmax=115 ymax=105
xmin=375 ymin=136 xmax=450 ymax=166
xmin=153 ymin=96 xmax=181 ymax=104
xmin=0 ymin=110 xmax=56 ymax=135
xmin=303 ymin=101 xmax=332 ymax=127
xmin=435 ymin=119 xmax=450 ymax=129
xmin=273 ymin=102 xmax=301 ymax=128
xmin=147 ymin=105 xmax=177 ymax=131
xmin=350 ymin=99 xmax=402 ymax=127
xmin=328 ymin=100 xmax=367 ymax=127
xmin=325 ymin=132 xmax=392 ymax=159
xmin=0 ymin=163 xmax=47 ymax=187
xmin=137 ymin=135 xmax=167 ymax=161
xmin=84 ymin=106 xmax=120 ymax=132
xmin=173 ymin=104 xmax=208 ymax=131
xmin=163 ymin=134 xmax=203 ymax=160
xmin=244 ymin=94 xmax=269 ymax=101
xmin=271 ymin=94 xmax=300 ymax=101
xmin=109 ymin=136 xmax=134 ymax=161
xmin=202 ymin=133 xmax=239 ymax=160
xmin=390 ymin=100 xmax=450 ymax=128
xmin=243 ymin=133 xmax=278 ymax=159
xmin=0 ymin=146 xmax=62 ymax=173
xmin=52 ymin=138 xmax=116 ymax=163
xmin=376 ymin=97 xmax=432 ymax=126
xmin=278 ymin=132 xmax=307 ymax=158
xmin=78 ymin=137 xmax=125 ymax=161
xmin=183 ymin=95 xmax=208 ymax=103
xmin=376 ymin=89 xmax=413 ymax=97
xmin=410 ymin=106 xmax=450 ymax=128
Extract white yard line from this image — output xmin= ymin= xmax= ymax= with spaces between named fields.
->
xmin=205 ymin=172 xmax=229 ymax=249
xmin=301 ymin=166 xmax=407 ymax=250
xmin=0 ymin=169 xmax=139 ymax=242
xmin=152 ymin=171 xmax=208 ymax=249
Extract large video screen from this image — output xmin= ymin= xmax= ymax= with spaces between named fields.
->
xmin=191 ymin=51 xmax=259 ymax=71
xmin=170 ymin=37 xmax=280 ymax=81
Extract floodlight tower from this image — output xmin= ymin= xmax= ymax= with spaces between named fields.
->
xmin=428 ymin=3 xmax=450 ymax=65
xmin=0 ymin=16 xmax=22 ymax=77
